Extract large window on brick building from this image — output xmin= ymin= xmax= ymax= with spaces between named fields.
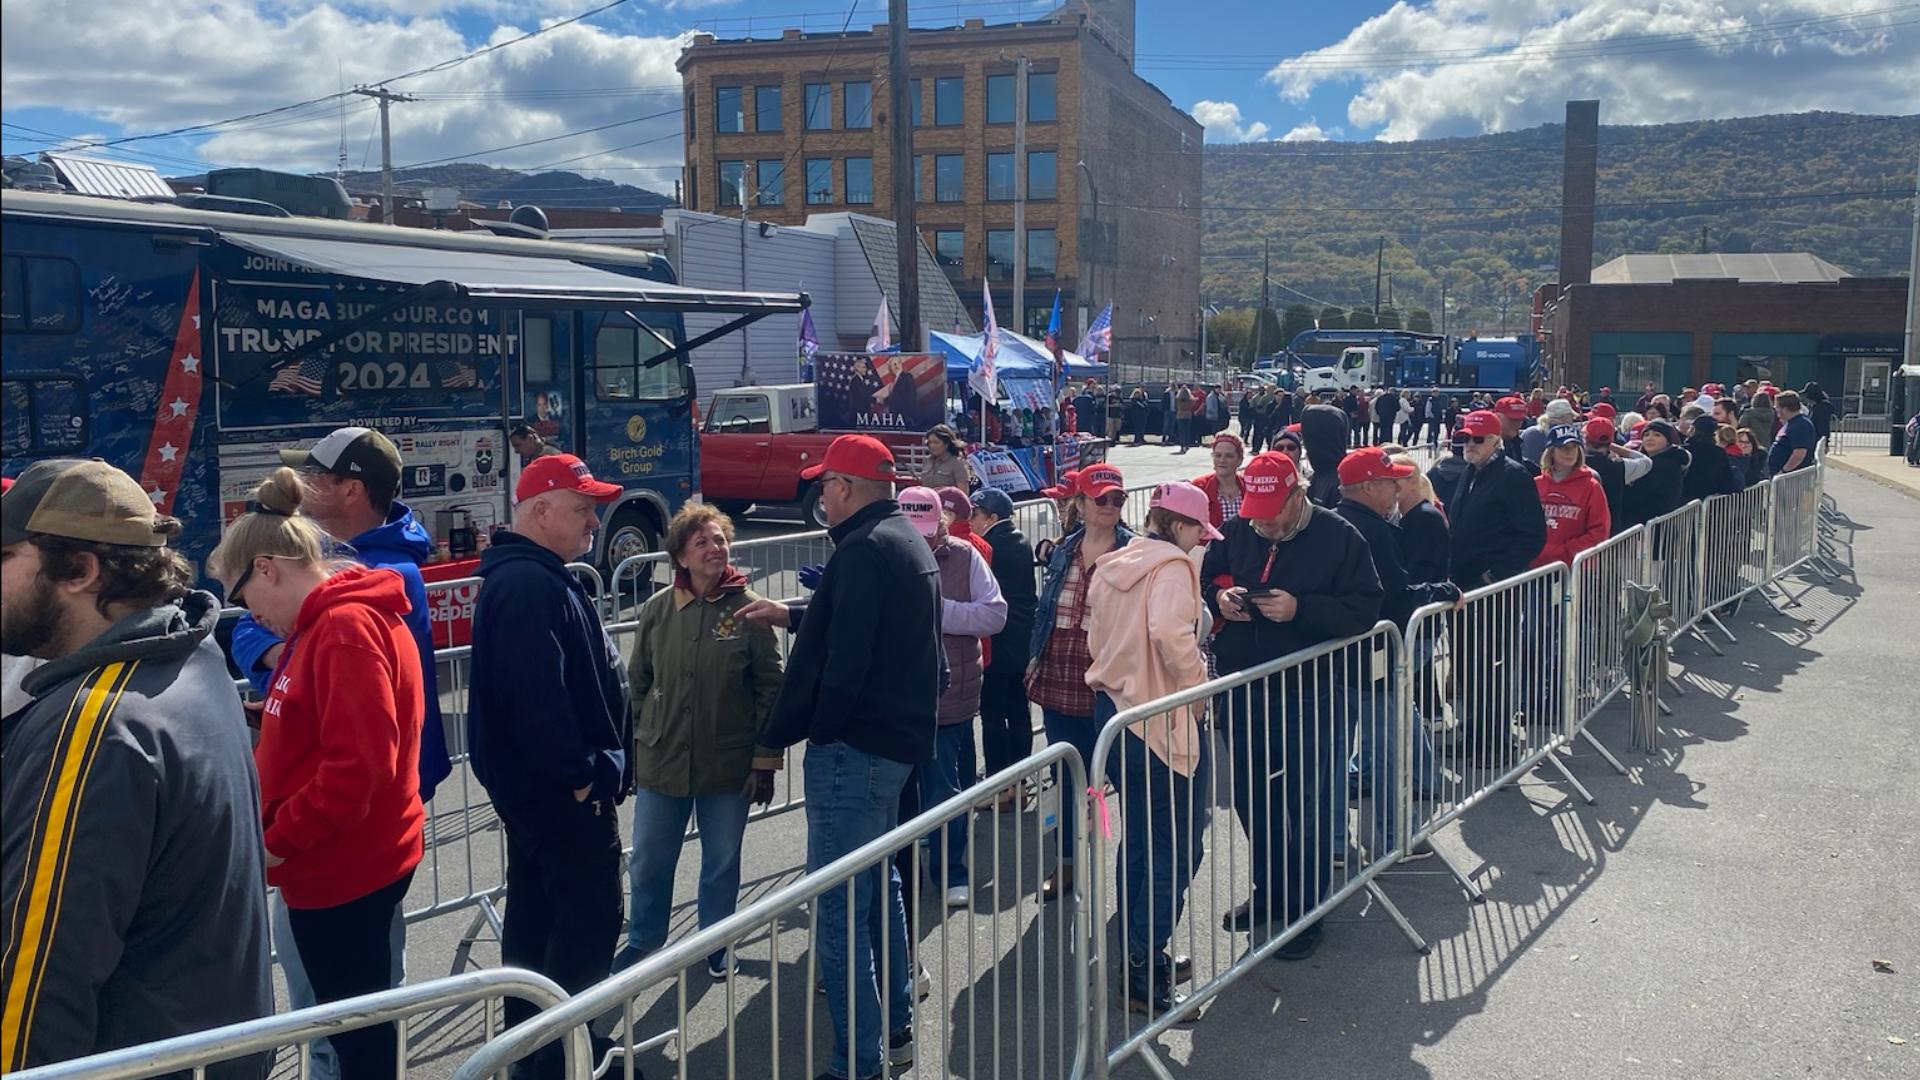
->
xmin=934 ymin=154 xmax=964 ymax=202
xmin=935 ymin=230 xmax=965 ymax=283
xmin=1028 ymin=72 xmax=1057 ymax=122
xmin=844 ymin=157 xmax=874 ymax=204
xmin=756 ymin=160 xmax=785 ymax=206
xmin=1027 ymin=229 xmax=1057 ymax=278
xmin=806 ymin=158 xmax=834 ymax=204
xmin=911 ymin=80 xmax=922 ymax=127
xmin=986 ymin=229 xmax=1014 ymax=282
xmin=1027 ymin=151 xmax=1057 ymax=199
xmin=717 ymin=160 xmax=745 ymax=207
xmin=934 ymin=77 xmax=964 ymax=125
xmin=755 ymin=85 xmax=782 ymax=132
xmin=844 ymin=81 xmax=873 ymax=128
xmin=986 ymin=153 xmax=1015 ymax=201
xmin=715 ymin=86 xmax=743 ymax=133
xmin=986 ymin=74 xmax=1014 ymax=123
xmin=804 ymin=83 xmax=831 ymax=129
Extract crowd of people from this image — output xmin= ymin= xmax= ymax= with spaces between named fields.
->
xmin=0 ymin=367 xmax=1826 ymax=1078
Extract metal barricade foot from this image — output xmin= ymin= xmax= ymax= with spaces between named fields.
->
xmin=1702 ymin=609 xmax=1738 ymax=644
xmin=451 ymin=897 xmax=503 ymax=975
xmin=1578 ymin=727 xmax=1630 ymax=776
xmin=1543 ymin=752 xmax=1596 ymax=805
xmin=1687 ymin=624 xmax=1726 ymax=657
xmin=1428 ymin=844 xmax=1487 ymax=904
xmin=1364 ymin=879 xmax=1431 ymax=954
xmin=1136 ymin=1044 xmax=1180 ymax=1080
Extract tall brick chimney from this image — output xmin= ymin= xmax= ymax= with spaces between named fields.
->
xmin=1558 ymin=100 xmax=1599 ymax=288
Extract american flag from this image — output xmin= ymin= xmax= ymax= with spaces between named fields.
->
xmin=1078 ymin=303 xmax=1113 ymax=357
xmin=798 ymin=308 xmax=820 ymax=360
xmin=268 ymin=352 xmax=328 ymax=395
xmin=437 ymin=358 xmax=478 ymax=389
xmin=970 ymin=279 xmax=998 ymax=403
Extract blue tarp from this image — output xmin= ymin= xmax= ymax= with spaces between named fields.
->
xmin=930 ymin=329 xmax=1108 ymax=383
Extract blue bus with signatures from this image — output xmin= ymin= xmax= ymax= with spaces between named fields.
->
xmin=1 ymin=190 xmax=804 ymax=573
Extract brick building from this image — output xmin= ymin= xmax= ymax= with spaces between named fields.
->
xmin=676 ymin=0 xmax=1203 ymax=368
xmin=1541 ymin=253 xmax=1908 ymax=415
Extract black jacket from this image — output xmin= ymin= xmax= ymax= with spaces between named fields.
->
xmin=1398 ymin=498 xmax=1453 ymax=585
xmin=981 ymin=518 xmax=1038 ymax=673
xmin=760 ymin=499 xmax=944 ymax=765
xmin=469 ymin=533 xmax=633 ymax=807
xmin=1300 ymin=403 xmax=1349 ymax=506
xmin=1585 ymin=450 xmax=1629 ymax=535
xmin=1446 ymin=454 xmax=1548 ymax=587
xmin=1337 ymin=501 xmax=1461 ymax=629
xmin=1427 ymin=453 xmax=1469 ymax=509
xmin=1624 ymin=446 xmax=1690 ymax=528
xmin=2 ymin=593 xmax=271 ymax=1076
xmin=1683 ymin=435 xmax=1737 ymax=502
xmin=1199 ymin=509 xmax=1383 ymax=675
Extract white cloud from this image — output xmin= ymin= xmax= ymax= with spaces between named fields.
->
xmin=1278 ymin=120 xmax=1341 ymax=142
xmin=1192 ymin=100 xmax=1271 ymax=143
xmin=1263 ymin=0 xmax=1919 ymax=140
xmin=0 ymin=1 xmax=690 ymax=188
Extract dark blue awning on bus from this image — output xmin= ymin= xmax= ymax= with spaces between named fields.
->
xmin=221 ymin=231 xmax=806 ymax=315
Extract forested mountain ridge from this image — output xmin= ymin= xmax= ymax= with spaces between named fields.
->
xmin=1200 ymin=111 xmax=1918 ymax=331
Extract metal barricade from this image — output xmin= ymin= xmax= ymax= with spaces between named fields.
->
xmin=1404 ymin=564 xmax=1593 ymax=873
xmin=1768 ymin=465 xmax=1824 ymax=582
xmin=1697 ymin=483 xmax=1772 ymax=639
xmin=1085 ymin=622 xmax=1427 ymax=1078
xmin=1643 ymin=501 xmax=1709 ymax=648
xmin=9 ymin=968 xmax=582 ymax=1080
xmin=451 ymin=745 xmax=1092 ymax=1080
xmin=1565 ymin=526 xmax=1645 ymax=772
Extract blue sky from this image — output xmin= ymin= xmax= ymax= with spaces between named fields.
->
xmin=3 ymin=1 xmax=1914 ymax=187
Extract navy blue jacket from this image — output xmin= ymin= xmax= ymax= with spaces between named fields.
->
xmin=230 ymin=501 xmax=451 ymax=800
xmin=1030 ymin=524 xmax=1136 ymax=663
xmin=467 ymin=533 xmax=632 ymax=806
xmin=759 ymin=500 xmax=945 ymax=766
xmin=1445 ymin=455 xmax=1547 ymax=588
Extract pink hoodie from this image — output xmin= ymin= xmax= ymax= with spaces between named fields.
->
xmin=1084 ymin=537 xmax=1211 ymax=777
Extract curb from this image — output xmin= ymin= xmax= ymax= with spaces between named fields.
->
xmin=1825 ymin=454 xmax=1920 ymax=500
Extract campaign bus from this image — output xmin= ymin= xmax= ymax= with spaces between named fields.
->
xmin=1 ymin=190 xmax=805 ymax=583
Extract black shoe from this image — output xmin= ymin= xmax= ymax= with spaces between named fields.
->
xmin=1221 ymin=896 xmax=1272 ymax=933
xmin=887 ymin=1027 xmax=915 ymax=1067
xmin=1164 ymin=952 xmax=1194 ymax=983
xmin=1276 ymin=923 xmax=1323 ymax=962
xmin=1121 ymin=956 xmax=1194 ymax=1022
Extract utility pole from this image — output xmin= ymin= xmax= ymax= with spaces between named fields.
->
xmin=1252 ymin=236 xmax=1270 ymax=364
xmin=1011 ymin=53 xmax=1030 ymax=342
xmin=738 ymin=170 xmax=755 ymax=381
xmin=1904 ymin=151 xmax=1919 ymax=449
xmin=1698 ymin=225 xmax=1710 ymax=253
xmin=354 ymin=86 xmax=415 ymax=225
xmin=887 ymin=0 xmax=920 ymax=349
xmin=1373 ymin=236 xmax=1385 ymax=315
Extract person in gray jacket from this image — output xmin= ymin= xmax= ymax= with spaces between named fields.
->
xmin=0 ymin=459 xmax=271 ymax=1077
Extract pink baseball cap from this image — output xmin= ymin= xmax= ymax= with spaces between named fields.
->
xmin=1150 ymin=481 xmax=1223 ymax=541
xmin=897 ymin=485 xmax=943 ymax=537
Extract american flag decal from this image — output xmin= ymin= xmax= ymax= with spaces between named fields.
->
xmin=437 ymin=358 xmax=478 ymax=389
xmin=268 ymin=350 xmax=329 ymax=395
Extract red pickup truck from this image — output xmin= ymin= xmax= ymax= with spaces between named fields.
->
xmin=700 ymin=384 xmax=930 ymax=526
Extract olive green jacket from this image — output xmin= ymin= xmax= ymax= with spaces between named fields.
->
xmin=629 ymin=583 xmax=785 ymax=797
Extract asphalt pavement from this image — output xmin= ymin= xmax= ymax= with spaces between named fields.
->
xmin=285 ymin=441 xmax=1915 ymax=1080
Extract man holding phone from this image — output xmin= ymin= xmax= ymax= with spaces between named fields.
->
xmin=1200 ymin=452 xmax=1382 ymax=961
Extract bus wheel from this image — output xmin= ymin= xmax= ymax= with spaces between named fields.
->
xmin=711 ymin=499 xmax=752 ymax=518
xmin=603 ymin=507 xmax=659 ymax=572
xmin=801 ymin=483 xmax=830 ymax=529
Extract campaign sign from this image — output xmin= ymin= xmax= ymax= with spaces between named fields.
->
xmin=969 ymin=450 xmax=1030 ymax=495
xmin=815 ymin=352 xmax=946 ymax=433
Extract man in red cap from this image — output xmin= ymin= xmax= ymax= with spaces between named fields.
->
xmin=1200 ymin=451 xmax=1382 ymax=959
xmin=742 ymin=434 xmax=943 ymax=1079
xmin=1493 ymin=396 xmax=1537 ymax=475
xmin=465 ymin=453 xmax=630 ymax=1078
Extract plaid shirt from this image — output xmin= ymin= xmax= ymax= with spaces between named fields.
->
xmin=1026 ymin=556 xmax=1097 ymax=716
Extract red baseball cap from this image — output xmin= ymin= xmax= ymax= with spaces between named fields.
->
xmin=1238 ymin=452 xmax=1302 ymax=519
xmin=1458 ymin=410 xmax=1503 ymax=438
xmin=1337 ymin=447 xmax=1416 ymax=486
xmin=1583 ymin=417 xmax=1617 ymax=444
xmin=1494 ymin=396 xmax=1529 ymax=420
xmin=0 ymin=476 xmax=12 ymax=494
xmin=800 ymin=433 xmax=897 ymax=482
xmin=1589 ymin=401 xmax=1617 ymax=419
xmin=1077 ymin=463 xmax=1126 ymax=498
xmin=515 ymin=453 xmax=621 ymax=505
xmin=1041 ymin=468 xmax=1080 ymax=500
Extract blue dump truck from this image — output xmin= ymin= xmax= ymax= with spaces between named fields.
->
xmin=1 ymin=190 xmax=806 ymax=573
xmin=1270 ymin=329 xmax=1535 ymax=394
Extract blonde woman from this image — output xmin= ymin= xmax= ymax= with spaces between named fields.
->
xmin=210 ymin=469 xmax=424 ymax=1080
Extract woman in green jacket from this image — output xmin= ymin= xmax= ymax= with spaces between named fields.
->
xmin=614 ymin=504 xmax=785 ymax=979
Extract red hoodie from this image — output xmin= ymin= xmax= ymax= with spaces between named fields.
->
xmin=1531 ymin=465 xmax=1612 ymax=569
xmin=257 ymin=566 xmax=425 ymax=909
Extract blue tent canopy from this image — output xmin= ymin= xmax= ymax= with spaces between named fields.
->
xmin=930 ymin=329 xmax=1107 ymax=382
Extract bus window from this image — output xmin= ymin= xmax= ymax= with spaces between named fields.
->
xmin=0 ymin=254 xmax=82 ymax=335
xmin=1 ymin=375 xmax=89 ymax=455
xmin=593 ymin=320 xmax=683 ymax=401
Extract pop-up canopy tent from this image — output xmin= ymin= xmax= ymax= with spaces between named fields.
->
xmin=930 ymin=328 xmax=1107 ymax=409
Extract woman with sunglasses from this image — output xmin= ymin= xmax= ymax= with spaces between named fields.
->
xmin=209 ymin=468 xmax=423 ymax=1080
xmin=1026 ymin=463 xmax=1133 ymax=901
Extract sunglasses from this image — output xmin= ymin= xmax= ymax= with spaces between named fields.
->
xmin=1467 ymin=436 xmax=1495 ymax=445
xmin=1088 ymin=492 xmax=1127 ymax=509
xmin=227 ymin=563 xmax=257 ymax=606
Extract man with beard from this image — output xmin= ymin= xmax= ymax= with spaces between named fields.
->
xmin=1 ymin=460 xmax=272 ymax=1076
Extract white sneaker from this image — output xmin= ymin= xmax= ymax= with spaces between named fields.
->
xmin=945 ymin=886 xmax=971 ymax=909
xmin=916 ymin=965 xmax=932 ymax=1000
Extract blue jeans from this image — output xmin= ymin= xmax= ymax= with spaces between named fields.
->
xmin=917 ymin=723 xmax=977 ymax=887
xmin=805 ymin=742 xmax=915 ymax=1079
xmin=622 ymin=787 xmax=751 ymax=963
xmin=1330 ymin=682 xmax=1436 ymax=857
xmin=1041 ymin=707 xmax=1100 ymax=865
xmin=1221 ymin=678 xmax=1335 ymax=925
xmin=1097 ymin=694 xmax=1208 ymax=963
xmin=272 ymin=891 xmax=406 ymax=1080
